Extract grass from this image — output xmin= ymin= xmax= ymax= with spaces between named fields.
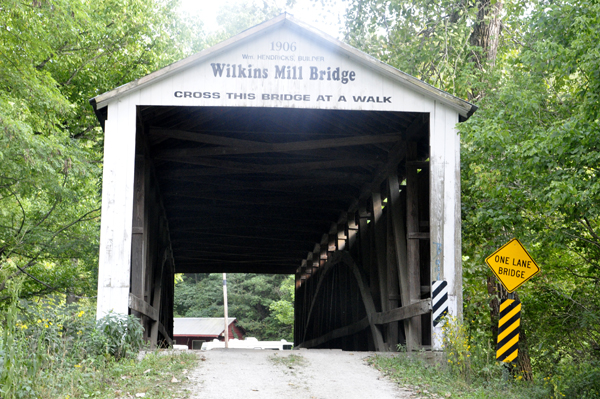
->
xmin=44 ymin=350 xmax=199 ymax=399
xmin=269 ymin=353 xmax=307 ymax=369
xmin=367 ymin=354 xmax=552 ymax=399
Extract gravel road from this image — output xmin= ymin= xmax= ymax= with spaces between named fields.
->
xmin=187 ymin=349 xmax=417 ymax=399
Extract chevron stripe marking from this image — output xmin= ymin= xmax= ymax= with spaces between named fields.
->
xmin=497 ymin=318 xmax=520 ymax=342
xmin=431 ymin=281 xmax=447 ymax=298
xmin=431 ymin=280 xmax=448 ymax=327
xmin=496 ymin=298 xmax=521 ymax=363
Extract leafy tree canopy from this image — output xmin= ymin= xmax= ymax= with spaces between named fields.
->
xmin=0 ymin=0 xmax=204 ymax=302
xmin=174 ymin=273 xmax=293 ymax=341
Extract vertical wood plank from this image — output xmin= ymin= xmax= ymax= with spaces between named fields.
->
xmin=328 ymin=223 xmax=337 ymax=256
xmin=358 ymin=203 xmax=370 ymax=277
xmin=131 ymin=151 xmax=145 ymax=318
xmin=371 ymin=190 xmax=390 ymax=349
xmin=407 ymin=142 xmax=422 ymax=350
xmin=347 ymin=212 xmax=358 ymax=250
xmin=320 ymin=234 xmax=329 ymax=267
xmin=149 ymin=249 xmax=165 ymax=348
xmin=388 ymin=173 xmax=412 ymax=348
xmin=312 ymin=244 xmax=321 ymax=272
xmin=371 ymin=191 xmax=389 ymax=313
xmin=430 ymin=103 xmax=462 ymax=349
xmin=386 ymin=195 xmax=400 ymax=350
xmin=97 ymin=99 xmax=137 ymax=318
xmin=337 ymin=212 xmax=347 ymax=251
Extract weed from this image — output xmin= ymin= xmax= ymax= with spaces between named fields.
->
xmin=269 ymin=353 xmax=307 ymax=369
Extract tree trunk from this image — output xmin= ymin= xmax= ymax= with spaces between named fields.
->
xmin=469 ymin=0 xmax=504 ymax=67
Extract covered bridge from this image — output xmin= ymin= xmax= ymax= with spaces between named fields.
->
xmin=91 ymin=14 xmax=476 ymax=351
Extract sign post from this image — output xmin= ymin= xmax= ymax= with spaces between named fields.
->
xmin=223 ymin=273 xmax=229 ymax=349
xmin=485 ymin=238 xmax=539 ymax=364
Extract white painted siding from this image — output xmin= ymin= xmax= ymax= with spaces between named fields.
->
xmin=96 ymin=97 xmax=138 ymax=318
xmin=430 ymin=101 xmax=461 ymax=349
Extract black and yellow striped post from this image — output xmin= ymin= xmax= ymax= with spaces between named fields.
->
xmin=496 ymin=298 xmax=521 ymax=363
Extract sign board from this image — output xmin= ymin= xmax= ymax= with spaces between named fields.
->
xmin=92 ymin=15 xmax=474 ymax=118
xmin=485 ymin=238 xmax=540 ymax=293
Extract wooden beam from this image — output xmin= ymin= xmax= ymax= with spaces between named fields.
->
xmin=157 ymin=321 xmax=173 ymax=346
xmin=297 ymin=317 xmax=370 ymax=349
xmin=171 ymin=240 xmax=307 ymax=255
xmin=159 ymin=167 xmax=371 ymax=182
xmin=372 ymin=299 xmax=431 ymax=325
xmin=152 ymin=129 xmax=402 ymax=158
xmin=174 ymin=263 xmax=297 ymax=274
xmin=320 ymin=234 xmax=328 ymax=266
xmin=388 ymin=174 xmax=409 ymax=300
xmin=164 ymin=190 xmax=355 ymax=207
xmin=372 ymin=191 xmax=389 ymax=315
xmin=408 ymin=232 xmax=430 ymax=239
xmin=131 ymin=152 xmax=145 ymax=319
xmin=157 ymin=156 xmax=381 ymax=175
xmin=337 ymin=212 xmax=348 ymax=251
xmin=347 ymin=211 xmax=358 ymax=250
xmin=160 ymin=178 xmax=360 ymax=198
xmin=149 ymin=249 xmax=166 ymax=348
xmin=312 ymin=244 xmax=321 ymax=272
xmin=328 ymin=223 xmax=337 ymax=254
xmin=129 ymin=293 xmax=158 ymax=321
xmin=386 ymin=196 xmax=400 ymax=350
xmin=406 ymin=142 xmax=422 ymax=350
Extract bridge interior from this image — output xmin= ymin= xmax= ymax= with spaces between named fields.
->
xmin=130 ymin=105 xmax=432 ymax=351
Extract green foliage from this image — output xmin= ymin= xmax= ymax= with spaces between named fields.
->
xmin=368 ymin=353 xmax=551 ymax=399
xmin=0 ymin=283 xmax=171 ymax=398
xmin=460 ymin=0 xmax=600 ymax=377
xmin=91 ymin=312 xmax=145 ymax=361
xmin=0 ymin=0 xmax=205 ymax=302
xmin=174 ymin=273 xmax=293 ymax=340
xmin=344 ymin=0 xmax=518 ymax=99
xmin=441 ymin=316 xmax=471 ymax=381
xmin=269 ymin=275 xmax=295 ymax=329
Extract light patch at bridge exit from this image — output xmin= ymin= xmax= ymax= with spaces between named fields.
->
xmin=485 ymin=238 xmax=540 ymax=293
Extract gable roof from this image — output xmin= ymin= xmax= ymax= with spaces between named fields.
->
xmin=173 ymin=317 xmax=239 ymax=336
xmin=90 ymin=13 xmax=476 ymax=120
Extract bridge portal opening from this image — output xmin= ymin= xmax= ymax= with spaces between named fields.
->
xmin=127 ymin=105 xmax=432 ymax=351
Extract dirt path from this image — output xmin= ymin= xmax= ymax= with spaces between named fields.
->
xmin=187 ymin=349 xmax=416 ymax=399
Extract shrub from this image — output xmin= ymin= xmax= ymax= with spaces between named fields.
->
xmin=89 ymin=311 xmax=145 ymax=360
xmin=441 ymin=315 xmax=471 ymax=382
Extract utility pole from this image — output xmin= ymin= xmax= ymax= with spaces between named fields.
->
xmin=223 ymin=273 xmax=229 ymax=348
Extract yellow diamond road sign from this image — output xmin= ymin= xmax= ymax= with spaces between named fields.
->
xmin=485 ymin=238 xmax=540 ymax=293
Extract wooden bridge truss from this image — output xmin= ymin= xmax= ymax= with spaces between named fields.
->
xmin=294 ymin=140 xmax=432 ymax=351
